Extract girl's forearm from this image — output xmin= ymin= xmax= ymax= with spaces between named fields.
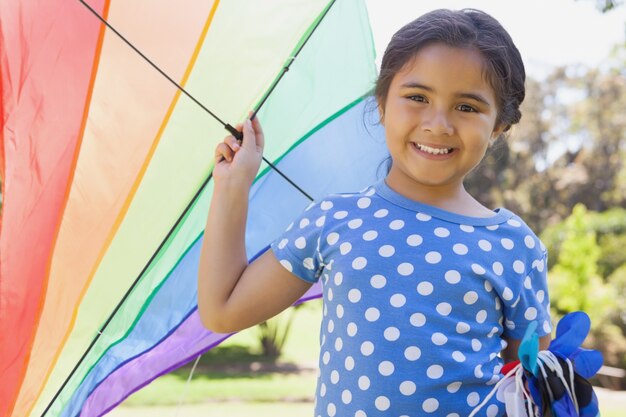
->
xmin=197 ymin=180 xmax=250 ymax=330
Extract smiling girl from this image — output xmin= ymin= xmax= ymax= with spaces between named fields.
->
xmin=198 ymin=8 xmax=552 ymax=416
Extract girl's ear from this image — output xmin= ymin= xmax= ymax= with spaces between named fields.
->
xmin=489 ymin=124 xmax=506 ymax=146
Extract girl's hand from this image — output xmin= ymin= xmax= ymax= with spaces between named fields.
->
xmin=213 ymin=115 xmax=265 ymax=187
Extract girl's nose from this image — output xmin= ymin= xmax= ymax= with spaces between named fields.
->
xmin=421 ymin=107 xmax=454 ymax=136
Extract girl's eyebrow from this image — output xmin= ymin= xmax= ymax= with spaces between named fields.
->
xmin=400 ymin=82 xmax=491 ymax=107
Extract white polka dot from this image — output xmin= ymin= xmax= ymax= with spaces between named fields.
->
xmin=356 ymin=409 xmax=366 ymax=416
xmin=445 ymin=270 xmax=461 ymax=284
xmin=495 ymin=297 xmax=501 ymax=310
xmin=379 ymin=361 xmax=395 ymax=376
xmin=460 ymin=225 xmax=475 ymax=232
xmin=508 ymin=219 xmax=522 ymax=227
xmin=299 ymin=218 xmax=310 ymax=228
xmin=361 ymin=341 xmax=374 ymax=356
xmin=389 ymin=219 xmax=405 ymax=230
xmin=341 ymin=390 xmax=352 ymax=404
xmin=492 ymin=262 xmax=504 ymax=276
xmin=434 ymin=227 xmax=450 ymax=237
xmin=357 ymin=197 xmax=371 ymax=208
xmin=476 ymin=310 xmax=487 ymax=323
xmin=336 ymin=304 xmax=344 ymax=318
xmin=374 ymin=209 xmax=388 ymax=218
xmin=339 ymin=242 xmax=352 ymax=255
xmin=330 ymin=370 xmax=340 ymax=384
xmin=365 ymin=307 xmax=380 ymax=322
xmin=320 ymin=382 xmax=327 ymax=397
xmin=501 ymin=238 xmax=514 ymax=250
xmin=422 ymin=398 xmax=439 ymax=413
xmin=524 ymin=235 xmax=536 ymax=248
xmin=436 ymin=302 xmax=452 ymax=316
xmin=327 ymin=403 xmax=336 ymax=417
xmin=348 ymin=289 xmax=362 ymax=302
xmin=513 ymin=260 xmax=525 ymax=274
xmin=335 ymin=337 xmax=343 ymax=351
xmin=406 ymin=234 xmax=423 ymax=246
xmin=333 ymin=272 xmax=343 ymax=286
xmin=315 ymin=216 xmax=326 ymax=227
xmin=452 ymin=351 xmax=466 ymax=362
xmin=453 ymin=243 xmax=469 ymax=255
xmin=456 ymin=322 xmax=470 ymax=334
xmin=379 ymin=245 xmax=395 ymax=257
xmin=506 ymin=319 xmax=516 ymax=330
xmin=320 ymin=201 xmax=333 ymax=210
xmin=279 ymin=259 xmax=293 ymax=272
xmin=543 ymin=320 xmax=552 ymax=333
xmin=370 ymin=274 xmax=386 ymax=289
xmin=328 ymin=320 xmax=335 ymax=333
xmin=417 ymin=281 xmax=434 ymax=295
xmin=399 ymin=381 xmax=416 ymax=396
xmin=410 ymin=313 xmax=426 ymax=327
xmin=486 ymin=224 xmax=499 ymax=231
xmin=326 ymin=232 xmax=339 ymax=245
xmin=478 ymin=239 xmax=492 ymax=251
xmin=472 ymin=339 xmax=482 ymax=351
xmin=333 ymin=210 xmax=348 ymax=219
xmin=502 ymin=287 xmax=514 ymax=300
xmin=390 ymin=294 xmax=406 ymax=307
xmin=467 ymin=392 xmax=480 ymax=407
xmin=278 ymin=238 xmax=288 ymax=249
xmin=347 ymin=322 xmax=358 ymax=337
xmin=427 ymin=364 xmax=444 ymax=379
xmin=432 ymin=333 xmax=448 ymax=346
xmin=358 ymin=376 xmax=370 ymax=390
xmin=425 ymin=251 xmax=442 ymax=264
xmin=471 ymin=264 xmax=486 ymax=275
xmin=404 ymin=346 xmax=421 ymax=361
xmin=363 ymin=230 xmax=378 ymax=241
xmin=323 ymin=351 xmax=330 ymax=364
xmin=416 ymin=213 xmax=432 ymax=221
xmin=537 ymin=259 xmax=545 ymax=272
xmin=365 ymin=187 xmax=375 ymax=196
xmin=463 ymin=291 xmax=478 ymax=305
xmin=447 ymin=382 xmax=462 ymax=393
xmin=345 ymin=356 xmax=355 ymax=371
xmin=537 ymin=290 xmax=545 ymax=302
xmin=474 ymin=364 xmax=484 ymax=378
xmin=348 ymin=218 xmax=363 ymax=229
xmin=352 ymin=257 xmax=367 ymax=270
xmin=487 ymin=404 xmax=500 ymax=417
xmin=447 ymin=414 xmax=461 ymax=417
xmin=303 ymin=257 xmax=314 ymax=270
xmin=384 ymin=327 xmax=400 ymax=341
xmin=398 ymin=262 xmax=414 ymax=276
xmin=525 ymin=307 xmax=538 ymax=320
xmin=375 ymin=396 xmax=390 ymax=411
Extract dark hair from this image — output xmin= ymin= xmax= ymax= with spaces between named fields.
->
xmin=375 ymin=8 xmax=525 ymax=138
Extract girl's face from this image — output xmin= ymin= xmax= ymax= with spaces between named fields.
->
xmin=380 ymin=43 xmax=503 ymax=195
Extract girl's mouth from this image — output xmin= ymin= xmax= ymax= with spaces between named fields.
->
xmin=411 ymin=142 xmax=456 ymax=158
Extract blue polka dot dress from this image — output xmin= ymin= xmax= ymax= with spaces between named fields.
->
xmin=270 ymin=179 xmax=552 ymax=417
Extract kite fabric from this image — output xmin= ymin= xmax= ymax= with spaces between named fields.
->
xmin=0 ymin=0 xmax=387 ymax=416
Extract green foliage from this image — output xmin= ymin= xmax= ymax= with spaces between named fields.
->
xmin=548 ymin=204 xmax=615 ymax=326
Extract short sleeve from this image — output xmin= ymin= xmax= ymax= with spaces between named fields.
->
xmin=502 ymin=250 xmax=552 ymax=339
xmin=270 ymin=200 xmax=327 ymax=284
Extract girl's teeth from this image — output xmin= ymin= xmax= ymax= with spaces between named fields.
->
xmin=416 ymin=143 xmax=451 ymax=155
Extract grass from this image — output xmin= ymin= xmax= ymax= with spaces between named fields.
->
xmin=120 ymin=299 xmax=322 ymax=407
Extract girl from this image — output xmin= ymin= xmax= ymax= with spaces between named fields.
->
xmin=198 ymin=8 xmax=552 ymax=417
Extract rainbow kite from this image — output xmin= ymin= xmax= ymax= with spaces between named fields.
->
xmin=0 ymin=1 xmax=387 ymax=416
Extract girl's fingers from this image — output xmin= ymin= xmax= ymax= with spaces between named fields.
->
xmin=214 ymin=142 xmax=234 ymax=162
xmin=250 ymin=115 xmax=265 ymax=150
xmin=225 ymin=135 xmax=240 ymax=152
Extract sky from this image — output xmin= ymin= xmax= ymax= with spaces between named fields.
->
xmin=365 ymin=0 xmax=626 ymax=79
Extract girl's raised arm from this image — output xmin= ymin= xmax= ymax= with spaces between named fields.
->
xmin=197 ymin=117 xmax=312 ymax=334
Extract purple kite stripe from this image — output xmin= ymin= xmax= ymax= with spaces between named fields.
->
xmin=79 ymin=285 xmax=322 ymax=417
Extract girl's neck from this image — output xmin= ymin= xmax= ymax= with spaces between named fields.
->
xmin=384 ymin=169 xmax=495 ymax=218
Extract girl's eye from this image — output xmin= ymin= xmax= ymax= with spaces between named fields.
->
xmin=457 ymin=104 xmax=477 ymax=113
xmin=408 ymin=95 xmax=427 ymax=103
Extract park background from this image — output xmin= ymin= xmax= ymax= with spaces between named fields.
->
xmin=2 ymin=0 xmax=625 ymax=415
